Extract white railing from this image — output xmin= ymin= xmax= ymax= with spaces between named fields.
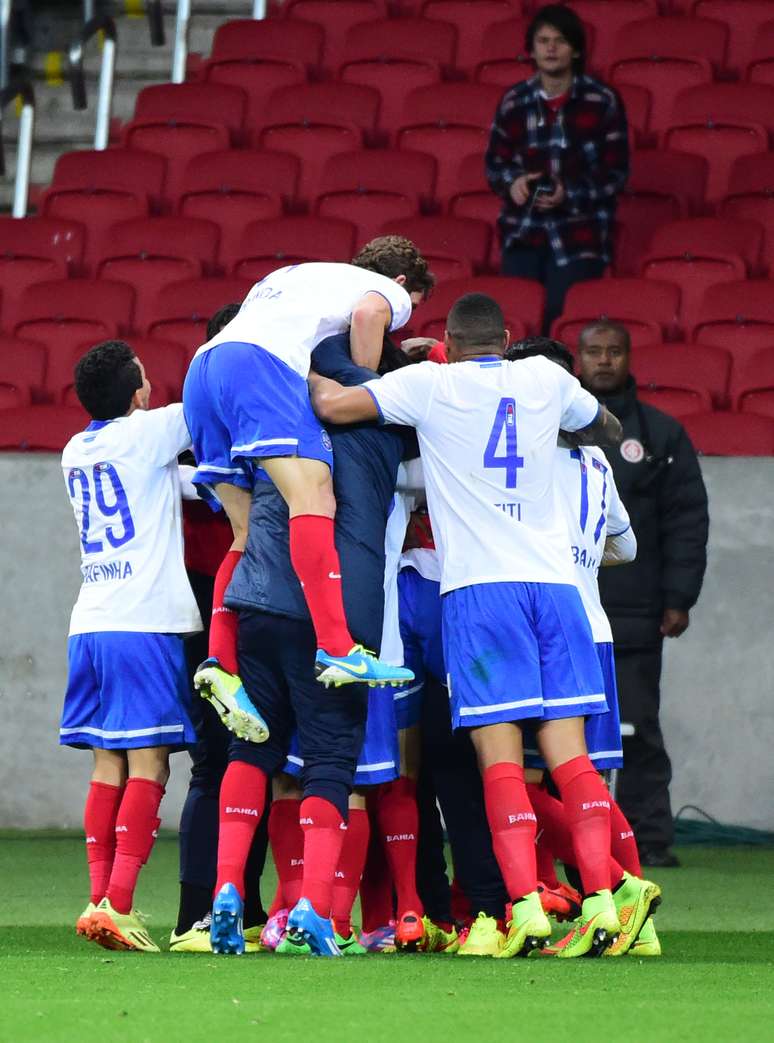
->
xmin=172 ymin=0 xmax=267 ymax=84
xmin=69 ymin=15 xmax=117 ymax=151
xmin=0 ymin=79 xmax=35 ymax=217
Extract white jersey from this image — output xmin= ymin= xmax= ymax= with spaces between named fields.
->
xmin=195 ymin=262 xmax=413 ymax=378
xmin=554 ymin=446 xmax=632 ymax=643
xmin=380 ymin=492 xmax=412 ymax=666
xmin=62 ymin=406 xmax=202 ymax=637
xmin=366 ymin=356 xmax=600 ymax=594
xmin=395 ymin=457 xmax=442 ymax=582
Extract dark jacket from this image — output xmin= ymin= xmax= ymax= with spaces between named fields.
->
xmin=595 ymin=377 xmax=709 ymax=648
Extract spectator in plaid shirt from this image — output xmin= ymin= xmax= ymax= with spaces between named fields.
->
xmin=485 ymin=5 xmax=629 ymax=331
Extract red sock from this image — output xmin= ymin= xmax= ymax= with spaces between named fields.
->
xmin=535 ymin=833 xmax=560 ymax=889
xmin=610 ymin=800 xmax=642 ymax=877
xmin=482 ymin=762 xmax=537 ymax=901
xmin=106 ymin=778 xmax=164 ymax=914
xmin=84 ymin=781 xmax=124 ymax=904
xmin=288 ymin=515 xmax=353 ymax=656
xmin=359 ymin=804 xmax=394 ymax=932
xmin=209 ymin=549 xmax=242 ymax=674
xmin=332 ymin=808 xmax=370 ymax=937
xmin=376 ymin=777 xmax=423 ymax=917
xmin=268 ymin=798 xmax=304 ymax=909
xmin=526 ymin=782 xmax=577 ymax=867
xmin=552 ymin=756 xmax=615 ymax=895
xmin=299 ymin=796 xmax=346 ymax=918
xmin=214 ymin=761 xmax=267 ymax=898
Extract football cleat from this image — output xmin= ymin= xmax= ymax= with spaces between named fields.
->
xmin=243 ymin=924 xmax=268 ymax=953
xmin=169 ymin=914 xmax=212 ymax=953
xmin=457 ymin=912 xmax=506 ymax=957
xmin=545 ymin=890 xmax=620 ymax=958
xmin=261 ymin=909 xmax=289 ymax=951
xmin=287 ymin=898 xmax=342 ymax=957
xmin=315 ymin=645 xmax=415 ymax=688
xmin=76 ymin=901 xmax=97 ymax=939
xmin=90 ymin=898 xmax=160 ymax=952
xmin=193 ymin=657 xmax=270 ymax=744
xmin=495 ymin=892 xmax=551 ymax=959
xmin=423 ymin=918 xmax=459 ymax=954
xmin=211 ymin=883 xmax=245 ymax=955
xmin=629 ymin=916 xmax=662 ymax=957
xmin=335 ymin=931 xmax=368 ymax=955
xmin=605 ymin=873 xmax=662 ymax=957
xmin=359 ymin=923 xmax=396 ymax=953
xmin=395 ymin=910 xmax=426 ymax=951
xmin=538 ymin=880 xmax=582 ymax=922
xmin=276 ymin=931 xmax=312 ymax=956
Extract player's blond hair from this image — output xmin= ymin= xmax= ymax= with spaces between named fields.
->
xmin=353 ymin=236 xmax=435 ymax=298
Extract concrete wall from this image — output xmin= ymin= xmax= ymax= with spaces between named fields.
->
xmin=1 ymin=455 xmax=772 ymax=830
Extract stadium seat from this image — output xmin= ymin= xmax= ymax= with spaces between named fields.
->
xmin=0 ymin=335 xmax=48 ymax=402
xmin=566 ymin=0 xmax=658 ymax=76
xmin=689 ymin=281 xmax=774 ymax=372
xmin=257 ymin=124 xmax=360 ymax=205
xmin=340 ymin=60 xmax=441 ymax=146
xmin=642 ymin=255 xmax=745 ymax=333
xmin=422 ymin=1 xmax=515 ymax=75
xmin=121 ymin=122 xmax=231 ymax=211
xmin=475 ymin=58 xmax=535 ymax=87
xmin=132 ymin=84 xmax=247 ymax=144
xmin=397 ymin=126 xmax=489 ymax=211
xmin=56 ymin=336 xmax=188 ymax=406
xmin=379 ymin=216 xmax=492 ymax=281
xmin=396 ymin=83 xmax=504 ymax=136
xmin=745 ymin=20 xmax=774 ymax=83
xmin=342 ymin=19 xmax=458 ymax=75
xmin=615 ymin=83 xmax=651 ymax=144
xmin=414 ymin=276 xmax=544 ymax=341
xmin=0 ymin=405 xmax=88 ymax=451
xmin=209 ymin=18 xmax=325 ymax=77
xmin=612 ymin=17 xmax=728 ymax=75
xmin=144 ymin=277 xmax=253 ymax=348
xmin=283 ymin=0 xmax=385 ymax=74
xmin=176 ymin=148 xmax=299 ymax=211
xmin=0 ymin=384 xmax=27 ymax=410
xmin=680 ymin=411 xmax=774 ymax=456
xmin=445 ymin=151 xmax=500 ymax=265
xmin=611 ymin=57 xmax=712 ymax=137
xmin=636 ymin=385 xmax=710 ymax=418
xmin=663 ymin=122 xmax=768 ymax=204
xmin=694 ymin=0 xmax=774 ymax=78
xmin=631 ymin=342 xmax=730 ymax=409
xmin=719 ymin=153 xmax=774 ymax=276
xmin=256 ymin=82 xmax=381 ymax=144
xmin=552 ymin=277 xmax=680 ymax=347
xmin=0 ymin=218 xmax=81 ymax=326
xmin=730 ymin=347 xmax=774 ymax=417
xmin=469 ymin=16 xmax=531 ymax=84
xmin=14 ymin=279 xmax=134 ymax=341
xmin=643 ymin=217 xmax=763 ymax=275
xmin=45 ymin=148 xmax=167 ymax=214
xmin=203 ymin=59 xmax=306 ymax=129
xmin=670 ymin=84 xmax=774 ymax=139
xmin=225 ymin=216 xmax=358 ymax=281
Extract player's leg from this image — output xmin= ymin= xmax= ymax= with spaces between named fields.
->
xmin=358 ymin=813 xmax=396 ymax=951
xmin=331 ymin=791 xmax=370 ymax=954
xmin=266 ymin=771 xmax=305 ymax=953
xmin=78 ymin=748 xmax=127 ymax=937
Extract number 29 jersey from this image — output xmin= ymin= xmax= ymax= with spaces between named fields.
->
xmin=61 ymin=405 xmax=202 ymax=637
xmin=365 ymin=355 xmax=600 ymax=594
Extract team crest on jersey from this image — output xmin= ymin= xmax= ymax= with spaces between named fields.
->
xmin=620 ymin=438 xmax=644 ymax=464
xmin=321 ymin=430 xmax=332 ymax=452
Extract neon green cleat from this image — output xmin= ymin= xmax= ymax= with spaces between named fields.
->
xmin=629 ymin=916 xmax=661 ymax=957
xmin=545 ymin=890 xmax=620 ymax=958
xmin=276 ymin=930 xmax=312 ymax=956
xmin=423 ymin=918 xmax=459 ymax=954
xmin=494 ymin=892 xmax=551 ymax=959
xmin=169 ymin=915 xmax=212 ymax=953
xmin=605 ymin=872 xmax=662 ymax=957
xmin=91 ymin=898 xmax=160 ymax=952
xmin=194 ymin=657 xmax=270 ymax=744
xmin=243 ymin=924 xmax=269 ymax=953
xmin=457 ymin=912 xmax=505 ymax=957
xmin=76 ymin=901 xmax=97 ymax=939
xmin=335 ymin=931 xmax=368 ymax=955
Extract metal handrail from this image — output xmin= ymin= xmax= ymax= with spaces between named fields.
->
xmin=172 ymin=0 xmax=267 ymax=84
xmin=147 ymin=0 xmax=165 ymax=47
xmin=0 ymin=79 xmax=35 ymax=217
xmin=69 ymin=15 xmax=116 ymax=151
xmin=0 ymin=0 xmax=12 ymax=91
xmin=83 ymin=0 xmax=95 ymax=22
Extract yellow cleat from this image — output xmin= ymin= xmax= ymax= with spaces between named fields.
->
xmin=91 ymin=897 xmax=160 ymax=952
xmin=605 ymin=873 xmax=662 ymax=957
xmin=243 ymin=924 xmax=269 ymax=953
xmin=546 ymin=890 xmax=620 ymax=958
xmin=629 ymin=916 xmax=662 ymax=957
xmin=169 ymin=915 xmax=212 ymax=953
xmin=422 ymin=918 xmax=459 ymax=954
xmin=495 ymin=892 xmax=552 ymax=958
xmin=76 ymin=901 xmax=97 ymax=939
xmin=457 ymin=912 xmax=506 ymax=957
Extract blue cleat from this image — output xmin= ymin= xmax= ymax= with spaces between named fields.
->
xmin=211 ymin=883 xmax=245 ymax=955
xmin=194 ymin=657 xmax=270 ymax=744
xmin=315 ymin=645 xmax=415 ymax=689
xmin=287 ymin=898 xmax=342 ymax=957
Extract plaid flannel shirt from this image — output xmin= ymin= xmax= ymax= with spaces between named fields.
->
xmin=485 ymin=74 xmax=629 ymax=266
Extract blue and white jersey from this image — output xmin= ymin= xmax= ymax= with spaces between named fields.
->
xmin=61 ymin=405 xmax=202 ymax=637
xmin=195 ymin=262 xmax=413 ymax=379
xmin=555 ymin=445 xmax=632 ymax=643
xmin=365 ymin=355 xmax=600 ymax=592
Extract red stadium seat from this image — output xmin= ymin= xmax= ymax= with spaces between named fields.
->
xmin=615 ymin=82 xmax=651 ymax=144
xmin=0 ymin=384 xmax=27 ymax=409
xmin=689 ymin=281 xmax=774 ymax=371
xmin=745 ymin=20 xmax=774 ymax=83
xmin=631 ymin=342 xmax=730 ymax=408
xmin=475 ymin=58 xmax=535 ymax=87
xmin=611 ymin=57 xmax=712 ymax=137
xmin=225 ymin=216 xmax=357 ymax=281
xmin=567 ymin=0 xmax=658 ymax=76
xmin=422 ymin=1 xmax=515 ymax=75
xmin=379 ymin=216 xmax=492 ymax=279
xmin=694 ymin=0 xmax=774 ymax=78
xmin=340 ymin=60 xmax=441 ymax=145
xmin=14 ymin=279 xmax=134 ymax=340
xmin=730 ymin=347 xmax=774 ymax=417
xmin=145 ymin=277 xmax=253 ymax=348
xmin=680 ymin=411 xmax=774 ymax=455
xmin=637 ymin=385 xmax=710 ymax=417
xmin=414 ymin=276 xmax=544 ymax=341
xmin=176 ymin=148 xmax=299 ymax=210
xmin=719 ymin=154 xmax=774 ymax=276
xmin=612 ymin=17 xmax=728 ymax=74
xmin=0 ymin=405 xmax=88 ymax=451
xmin=469 ymin=15 xmax=531 ymax=81
xmin=397 ymin=83 xmax=503 ymax=136
xmin=46 ymin=148 xmax=166 ymax=213
xmin=283 ymin=0 xmax=385 ymax=74
xmin=203 ymin=59 xmax=306 ymax=129
xmin=0 ymin=218 xmax=79 ymax=325
xmin=316 ymin=148 xmax=436 ymax=206
xmin=209 ymin=18 xmax=325 ymax=77
xmin=397 ymin=126 xmax=489 ymax=211
xmin=552 ymin=277 xmax=680 ymax=348
xmin=642 ymin=255 xmax=745 ymax=332
xmin=258 ymin=124 xmax=360 ymax=205
xmin=643 ymin=217 xmax=763 ymax=274
xmin=256 ymin=82 xmax=381 ymax=143
xmin=132 ymin=84 xmax=247 ymax=143
xmin=122 ymin=122 xmax=231 ymax=210
xmin=663 ymin=122 xmax=768 ymax=204
xmin=670 ymin=84 xmax=774 ymax=139
xmin=0 ymin=335 xmax=48 ymax=402
xmin=342 ymin=18 xmax=458 ymax=75
xmin=55 ymin=337 xmax=188 ymax=406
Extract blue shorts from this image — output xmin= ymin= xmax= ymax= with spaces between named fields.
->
xmin=60 ymin=632 xmax=195 ymax=750
xmin=285 ymin=688 xmax=398 ymax=787
xmin=524 ymin=642 xmax=624 ymax=770
xmin=395 ymin=567 xmax=445 ymax=730
xmin=182 ymin=341 xmax=333 ymax=495
xmin=442 ymin=582 xmax=607 ymax=731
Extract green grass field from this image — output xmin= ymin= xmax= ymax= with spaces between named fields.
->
xmin=3 ymin=835 xmax=774 ymax=1043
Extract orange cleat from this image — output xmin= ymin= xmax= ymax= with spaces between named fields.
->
xmin=395 ymin=910 xmax=426 ymax=951
xmin=537 ymin=881 xmax=582 ymax=922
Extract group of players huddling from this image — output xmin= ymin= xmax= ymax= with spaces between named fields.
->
xmin=60 ymin=235 xmax=662 ymax=960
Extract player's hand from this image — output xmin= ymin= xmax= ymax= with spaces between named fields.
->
xmin=661 ymin=608 xmax=689 ymax=638
xmin=534 ymin=179 xmax=565 ymax=210
xmin=400 ymin=337 xmax=437 ymax=361
xmin=509 ymin=173 xmax=542 ymax=206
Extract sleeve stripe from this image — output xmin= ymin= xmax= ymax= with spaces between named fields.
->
xmin=363 ymin=384 xmax=384 ymax=421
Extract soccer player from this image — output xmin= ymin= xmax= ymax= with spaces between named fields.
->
xmin=182 ymin=239 xmax=431 ymax=735
xmin=61 ymin=341 xmax=201 ymax=952
xmin=311 ymin=293 xmax=661 ymax=957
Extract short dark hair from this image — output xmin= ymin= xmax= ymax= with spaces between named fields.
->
xmin=352 ymin=235 xmax=435 ymax=298
xmin=506 ymin=335 xmax=574 ymax=373
xmin=207 ymin=302 xmax=241 ymax=341
xmin=578 ymin=320 xmax=631 ymax=352
xmin=446 ymin=293 xmax=505 ymax=349
xmin=526 ymin=4 xmax=586 ymax=73
xmin=74 ymin=340 xmax=143 ymax=420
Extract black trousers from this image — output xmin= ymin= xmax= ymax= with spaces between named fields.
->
xmin=501 ymin=243 xmax=606 ymax=334
xmin=613 ymin=642 xmax=675 ymax=851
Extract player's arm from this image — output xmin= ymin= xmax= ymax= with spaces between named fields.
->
xmin=602 ymin=525 xmax=637 ymax=565
xmin=562 ymin=405 xmax=623 ymax=448
xmin=350 ymin=292 xmax=394 ymax=371
xmin=601 ymin=460 xmax=635 ymax=565
xmin=309 ymin=372 xmax=380 ymax=425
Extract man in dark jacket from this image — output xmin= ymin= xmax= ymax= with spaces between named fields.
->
xmin=577 ymin=320 xmax=709 ymax=867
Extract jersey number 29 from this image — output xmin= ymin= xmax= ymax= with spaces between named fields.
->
xmin=484 ymin=397 xmax=525 ymax=489
xmin=68 ymin=463 xmax=135 ymax=553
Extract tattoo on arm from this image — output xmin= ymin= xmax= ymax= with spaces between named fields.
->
xmin=563 ymin=406 xmax=623 ymax=448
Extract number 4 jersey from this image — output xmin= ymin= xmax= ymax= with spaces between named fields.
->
xmin=364 ymin=355 xmax=600 ymax=594
xmin=61 ymin=405 xmax=202 ymax=637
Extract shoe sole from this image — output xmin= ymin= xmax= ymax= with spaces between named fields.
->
xmin=494 ymin=932 xmax=550 ymax=959
xmin=211 ymin=903 xmax=245 ymax=955
xmin=606 ymin=886 xmax=662 ymax=957
xmin=195 ymin=675 xmax=269 ymax=745
xmin=90 ymin=913 xmax=159 ymax=953
xmin=287 ymin=919 xmax=342 ymax=957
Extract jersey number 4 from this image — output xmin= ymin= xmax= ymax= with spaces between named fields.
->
xmin=484 ymin=397 xmax=525 ymax=489
xmin=67 ymin=463 xmax=135 ymax=553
